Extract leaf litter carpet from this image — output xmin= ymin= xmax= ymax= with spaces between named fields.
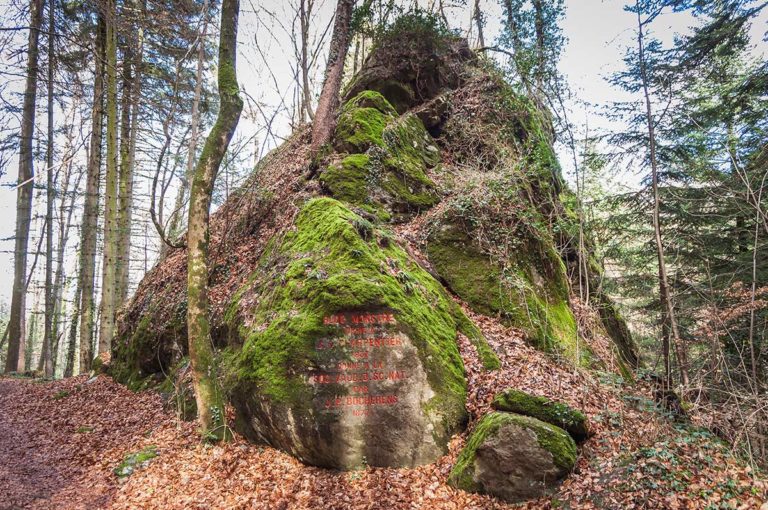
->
xmin=0 ymin=320 xmax=765 ymax=509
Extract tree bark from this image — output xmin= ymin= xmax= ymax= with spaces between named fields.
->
xmin=473 ymin=0 xmax=484 ymax=48
xmin=186 ymin=0 xmax=243 ymax=440
xmin=635 ymin=4 xmax=689 ymax=387
xmin=165 ymin=0 xmax=209 ymax=248
xmin=63 ymin=272 xmax=81 ymax=377
xmin=309 ymin=0 xmax=354 ymax=153
xmin=5 ymin=0 xmax=44 ymax=374
xmin=40 ymin=0 xmax=55 ymax=377
xmin=117 ymin=0 xmax=143 ymax=305
xmin=50 ymin=129 xmax=84 ymax=375
xmin=78 ymin=12 xmax=106 ymax=373
xmin=116 ymin=39 xmax=133 ymax=306
xmin=98 ymin=0 xmax=120 ymax=354
xmin=300 ymin=0 xmax=314 ymax=122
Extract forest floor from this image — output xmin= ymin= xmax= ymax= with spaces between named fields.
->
xmin=1 ymin=319 xmax=766 ymax=510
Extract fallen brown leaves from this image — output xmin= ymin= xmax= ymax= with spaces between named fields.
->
xmin=2 ymin=309 xmax=765 ymax=510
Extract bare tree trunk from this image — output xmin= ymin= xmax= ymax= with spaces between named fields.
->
xmin=532 ymin=0 xmax=545 ymax=94
xmin=78 ymin=12 xmax=106 ymax=373
xmin=51 ymin=134 xmax=84 ymax=375
xmin=165 ymin=0 xmax=209 ymax=249
xmin=186 ymin=0 xmax=243 ymax=440
xmin=472 ymin=0 xmax=484 ymax=48
xmin=117 ymin=0 xmax=143 ymax=305
xmin=40 ymin=0 xmax=56 ymax=377
xmin=300 ymin=0 xmax=314 ymax=122
xmin=635 ymin=4 xmax=689 ymax=387
xmin=310 ymin=0 xmax=354 ymax=153
xmin=26 ymin=301 xmax=38 ymax=372
xmin=116 ymin=40 xmax=133 ymax=306
xmin=98 ymin=0 xmax=120 ymax=354
xmin=64 ymin=271 xmax=81 ymax=377
xmin=5 ymin=0 xmax=44 ymax=374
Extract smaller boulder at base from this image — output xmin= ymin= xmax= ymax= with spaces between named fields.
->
xmin=491 ymin=388 xmax=590 ymax=442
xmin=448 ymin=412 xmax=576 ymax=503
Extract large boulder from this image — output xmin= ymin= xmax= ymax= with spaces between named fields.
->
xmin=492 ymin=388 xmax=590 ymax=442
xmin=448 ymin=412 xmax=577 ymax=503
xmin=223 ymin=198 xmax=481 ymax=469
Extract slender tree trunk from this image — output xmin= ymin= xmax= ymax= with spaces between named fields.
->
xmin=64 ymin=271 xmax=81 ymax=377
xmin=5 ymin=0 xmax=44 ymax=374
xmin=472 ymin=0 xmax=484 ymax=48
xmin=40 ymin=0 xmax=56 ymax=377
xmin=116 ymin=39 xmax=133 ymax=306
xmin=310 ymin=0 xmax=354 ymax=153
xmin=26 ymin=303 xmax=38 ymax=372
xmin=300 ymin=0 xmax=314 ymax=122
xmin=186 ymin=0 xmax=243 ymax=440
xmin=98 ymin=0 xmax=120 ymax=354
xmin=532 ymin=0 xmax=545 ymax=94
xmin=635 ymin=5 xmax=689 ymax=387
xmin=78 ymin=12 xmax=106 ymax=373
xmin=165 ymin=0 xmax=208 ymax=249
xmin=117 ymin=0 xmax=143 ymax=305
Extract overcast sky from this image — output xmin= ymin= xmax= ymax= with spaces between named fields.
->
xmin=0 ymin=0 xmax=766 ymax=306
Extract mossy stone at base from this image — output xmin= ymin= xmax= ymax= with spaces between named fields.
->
xmin=448 ymin=412 xmax=576 ymax=503
xmin=114 ymin=445 xmax=158 ymax=478
xmin=491 ymin=388 xmax=590 ymax=442
xmin=320 ymin=154 xmax=371 ymax=204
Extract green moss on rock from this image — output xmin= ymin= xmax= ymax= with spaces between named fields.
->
xmin=492 ymin=388 xmax=589 ymax=442
xmin=426 ymin=220 xmax=585 ymax=364
xmin=320 ymin=154 xmax=371 ymax=204
xmin=324 ymin=92 xmax=440 ymax=218
xmin=448 ymin=412 xmax=576 ymax=500
xmin=223 ymin=198 xmax=499 ymax=467
xmin=334 ymin=90 xmax=397 ymax=153
xmin=114 ymin=445 xmax=158 ymax=478
xmin=228 ymin=198 xmax=466 ymax=409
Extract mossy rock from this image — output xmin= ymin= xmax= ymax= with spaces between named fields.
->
xmin=320 ymin=154 xmax=372 ymax=205
xmin=322 ymin=91 xmax=440 ymax=220
xmin=156 ymin=357 xmax=198 ymax=421
xmin=224 ymin=198 xmax=494 ymax=469
xmin=448 ymin=412 xmax=576 ymax=503
xmin=334 ymin=103 xmax=392 ymax=153
xmin=114 ymin=445 xmax=158 ymax=478
xmin=491 ymin=389 xmax=590 ymax=442
xmin=426 ymin=219 xmax=586 ymax=364
xmin=111 ymin=297 xmax=187 ymax=390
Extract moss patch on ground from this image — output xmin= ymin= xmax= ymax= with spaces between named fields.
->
xmin=114 ymin=445 xmax=158 ymax=478
xmin=492 ymin=388 xmax=589 ymax=441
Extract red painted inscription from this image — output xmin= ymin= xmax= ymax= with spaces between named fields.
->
xmin=313 ymin=311 xmax=408 ymax=411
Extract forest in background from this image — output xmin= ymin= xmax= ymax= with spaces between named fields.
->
xmin=0 ymin=0 xmax=766 ymax=476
